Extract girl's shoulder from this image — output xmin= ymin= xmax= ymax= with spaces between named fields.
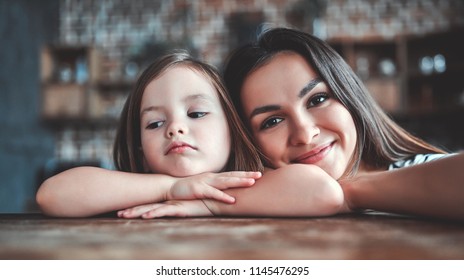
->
xmin=388 ymin=153 xmax=456 ymax=170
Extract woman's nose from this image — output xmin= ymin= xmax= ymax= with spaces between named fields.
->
xmin=289 ymin=115 xmax=320 ymax=146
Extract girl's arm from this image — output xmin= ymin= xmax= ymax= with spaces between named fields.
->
xmin=341 ymin=153 xmax=464 ymax=221
xmin=36 ymin=166 xmax=260 ymax=217
xmin=124 ymin=164 xmax=345 ymax=218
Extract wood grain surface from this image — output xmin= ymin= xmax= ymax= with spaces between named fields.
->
xmin=1 ymin=213 xmax=463 ymax=259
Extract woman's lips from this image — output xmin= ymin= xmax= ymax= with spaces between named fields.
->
xmin=292 ymin=142 xmax=334 ymax=164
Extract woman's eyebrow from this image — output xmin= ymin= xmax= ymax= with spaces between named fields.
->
xmin=249 ymin=78 xmax=323 ymax=119
xmin=250 ymin=105 xmax=281 ymax=119
xmin=299 ymin=77 xmax=322 ymax=98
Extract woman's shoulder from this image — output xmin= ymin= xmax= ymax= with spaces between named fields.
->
xmin=388 ymin=153 xmax=456 ymax=170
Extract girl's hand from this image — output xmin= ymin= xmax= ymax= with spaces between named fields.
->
xmin=168 ymin=171 xmax=261 ymax=203
xmin=118 ymin=200 xmax=213 ymax=219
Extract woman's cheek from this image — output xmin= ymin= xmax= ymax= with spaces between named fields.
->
xmin=255 ymin=135 xmax=282 ymax=168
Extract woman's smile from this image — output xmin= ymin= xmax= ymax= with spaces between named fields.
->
xmin=292 ymin=141 xmax=335 ymax=165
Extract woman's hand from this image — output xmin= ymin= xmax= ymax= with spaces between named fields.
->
xmin=167 ymin=171 xmax=262 ymax=203
xmin=118 ymin=200 xmax=213 ymax=219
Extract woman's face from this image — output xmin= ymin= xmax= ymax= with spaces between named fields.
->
xmin=140 ymin=65 xmax=231 ymax=177
xmin=240 ymin=52 xmax=357 ymax=179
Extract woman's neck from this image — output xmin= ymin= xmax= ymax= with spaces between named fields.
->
xmin=356 ymin=161 xmax=386 ymax=176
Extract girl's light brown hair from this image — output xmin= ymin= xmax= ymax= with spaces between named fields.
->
xmin=114 ymin=50 xmax=263 ymax=173
xmin=223 ymin=27 xmax=446 ymax=175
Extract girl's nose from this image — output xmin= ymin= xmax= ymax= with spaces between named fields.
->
xmin=166 ymin=121 xmax=188 ymax=138
xmin=289 ymin=115 xmax=320 ymax=146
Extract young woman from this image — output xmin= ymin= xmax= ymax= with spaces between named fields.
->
xmin=129 ymin=28 xmax=464 ymax=221
xmin=222 ymin=27 xmax=464 ymax=221
xmin=37 ymin=50 xmax=343 ymax=218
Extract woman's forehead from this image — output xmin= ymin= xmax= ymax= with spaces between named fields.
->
xmin=241 ymin=52 xmax=319 ymax=99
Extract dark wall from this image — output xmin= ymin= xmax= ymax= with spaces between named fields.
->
xmin=0 ymin=0 xmax=59 ymax=212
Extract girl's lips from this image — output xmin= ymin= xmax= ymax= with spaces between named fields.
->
xmin=165 ymin=142 xmax=196 ymax=155
xmin=292 ymin=142 xmax=334 ymax=164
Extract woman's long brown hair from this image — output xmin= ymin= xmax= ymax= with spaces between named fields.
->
xmin=223 ymin=27 xmax=446 ymax=175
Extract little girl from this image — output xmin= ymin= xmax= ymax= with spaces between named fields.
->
xmin=36 ymin=51 xmax=262 ymax=217
xmin=37 ymin=50 xmax=343 ymax=218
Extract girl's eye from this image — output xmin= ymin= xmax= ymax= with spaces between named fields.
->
xmin=307 ymin=93 xmax=329 ymax=108
xmin=260 ymin=117 xmax=283 ymax=130
xmin=188 ymin=112 xmax=207 ymax=118
xmin=146 ymin=121 xmax=164 ymax=130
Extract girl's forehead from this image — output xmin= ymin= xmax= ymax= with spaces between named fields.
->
xmin=157 ymin=64 xmax=202 ymax=81
xmin=140 ymin=66 xmax=220 ymax=108
xmin=145 ymin=66 xmax=213 ymax=93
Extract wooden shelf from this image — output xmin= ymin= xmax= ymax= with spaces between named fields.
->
xmin=328 ymin=27 xmax=464 ymax=118
xmin=41 ymin=116 xmax=118 ymax=129
xmin=329 ymin=28 xmax=464 ymax=150
xmin=40 ymin=45 xmax=128 ymax=128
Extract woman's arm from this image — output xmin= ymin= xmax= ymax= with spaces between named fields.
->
xmin=341 ymin=153 xmax=464 ymax=221
xmin=208 ymin=164 xmax=344 ymax=217
xmin=118 ymin=164 xmax=344 ymax=219
xmin=36 ymin=166 xmax=260 ymax=218
xmin=125 ymin=164 xmax=345 ymax=219
xmin=119 ymin=164 xmax=344 ymax=219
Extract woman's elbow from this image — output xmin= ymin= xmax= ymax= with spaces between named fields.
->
xmin=284 ymin=164 xmax=344 ymax=216
xmin=318 ymin=179 xmax=345 ymax=215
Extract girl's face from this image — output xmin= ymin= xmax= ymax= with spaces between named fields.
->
xmin=140 ymin=65 xmax=231 ymax=177
xmin=240 ymin=52 xmax=357 ymax=179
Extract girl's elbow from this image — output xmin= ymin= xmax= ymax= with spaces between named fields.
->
xmin=36 ymin=178 xmax=60 ymax=217
xmin=36 ymin=185 xmax=49 ymax=215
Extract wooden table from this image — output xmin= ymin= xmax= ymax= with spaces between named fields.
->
xmin=1 ymin=213 xmax=463 ymax=259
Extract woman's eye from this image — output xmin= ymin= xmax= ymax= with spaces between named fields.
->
xmin=307 ymin=93 xmax=329 ymax=107
xmin=146 ymin=121 xmax=164 ymax=129
xmin=260 ymin=117 xmax=283 ymax=130
xmin=188 ymin=112 xmax=207 ymax=118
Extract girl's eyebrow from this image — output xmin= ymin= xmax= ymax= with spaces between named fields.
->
xmin=141 ymin=94 xmax=214 ymax=116
xmin=299 ymin=77 xmax=322 ymax=98
xmin=184 ymin=93 xmax=215 ymax=104
xmin=141 ymin=106 xmax=161 ymax=115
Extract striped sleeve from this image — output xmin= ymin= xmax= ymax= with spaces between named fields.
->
xmin=388 ymin=154 xmax=453 ymax=170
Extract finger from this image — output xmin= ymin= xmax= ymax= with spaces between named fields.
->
xmin=211 ymin=176 xmax=258 ymax=189
xmin=201 ymin=187 xmax=236 ymax=203
xmin=119 ymin=204 xmax=163 ymax=218
xmin=142 ymin=205 xmax=186 ymax=219
xmin=221 ymin=171 xmax=262 ymax=179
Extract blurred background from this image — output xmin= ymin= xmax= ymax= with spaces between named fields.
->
xmin=1 ymin=0 xmax=463 ymax=213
